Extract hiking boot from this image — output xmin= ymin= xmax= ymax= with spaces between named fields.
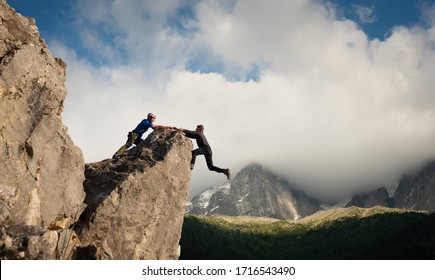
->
xmin=224 ymin=169 xmax=231 ymax=180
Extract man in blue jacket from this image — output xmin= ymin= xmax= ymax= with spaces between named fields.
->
xmin=177 ymin=125 xmax=231 ymax=180
xmin=112 ymin=112 xmax=174 ymax=159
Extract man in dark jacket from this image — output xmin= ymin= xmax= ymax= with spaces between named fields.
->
xmin=177 ymin=125 xmax=231 ymax=180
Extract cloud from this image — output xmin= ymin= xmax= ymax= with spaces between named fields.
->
xmin=421 ymin=1 xmax=435 ymax=26
xmin=352 ymin=5 xmax=377 ymax=24
xmin=53 ymin=0 xmax=435 ymax=202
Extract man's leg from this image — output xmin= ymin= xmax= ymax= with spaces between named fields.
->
xmin=204 ymin=152 xmax=231 ymax=179
xmin=191 ymin=148 xmax=205 ymax=169
xmin=113 ymin=132 xmax=136 ymax=158
xmin=204 ymin=153 xmax=225 ymax=173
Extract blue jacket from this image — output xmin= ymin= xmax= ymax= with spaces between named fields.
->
xmin=133 ymin=119 xmax=153 ymax=138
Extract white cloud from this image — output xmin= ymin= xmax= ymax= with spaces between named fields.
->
xmin=421 ymin=1 xmax=435 ymax=26
xmin=352 ymin=5 xmax=377 ymax=24
xmin=54 ymin=0 xmax=435 ymax=201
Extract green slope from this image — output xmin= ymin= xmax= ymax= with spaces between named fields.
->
xmin=180 ymin=206 xmax=435 ymax=259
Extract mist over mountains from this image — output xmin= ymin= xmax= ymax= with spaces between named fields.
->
xmin=347 ymin=161 xmax=435 ymax=211
xmin=187 ymin=160 xmax=435 ymax=219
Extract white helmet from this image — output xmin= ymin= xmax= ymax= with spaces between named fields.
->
xmin=147 ymin=112 xmax=156 ymax=119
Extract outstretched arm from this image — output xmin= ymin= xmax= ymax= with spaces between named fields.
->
xmin=151 ymin=124 xmax=176 ymax=130
xmin=175 ymin=127 xmax=198 ymax=138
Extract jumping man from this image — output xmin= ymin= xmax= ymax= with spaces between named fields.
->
xmin=177 ymin=125 xmax=231 ymax=180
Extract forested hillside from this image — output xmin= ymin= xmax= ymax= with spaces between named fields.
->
xmin=180 ymin=207 xmax=435 ymax=259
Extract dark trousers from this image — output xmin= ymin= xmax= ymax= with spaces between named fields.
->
xmin=191 ymin=146 xmax=225 ymax=173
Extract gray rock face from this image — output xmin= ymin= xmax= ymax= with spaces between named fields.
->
xmin=346 ymin=188 xmax=392 ymax=208
xmin=76 ymin=129 xmax=192 ymax=260
xmin=345 ymin=161 xmax=435 ymax=212
xmin=187 ymin=163 xmax=320 ymax=220
xmin=393 ymin=161 xmax=435 ymax=211
xmin=1 ymin=1 xmax=85 ymax=259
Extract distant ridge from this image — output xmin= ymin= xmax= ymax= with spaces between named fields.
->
xmin=186 ymin=163 xmax=320 ymax=220
xmin=347 ymin=161 xmax=435 ymax=211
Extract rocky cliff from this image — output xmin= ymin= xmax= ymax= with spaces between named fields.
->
xmin=191 ymin=160 xmax=435 ymax=219
xmin=0 ymin=0 xmax=85 ymax=259
xmin=346 ymin=161 xmax=435 ymax=211
xmin=1 ymin=1 xmax=193 ymax=260
xmin=75 ymin=129 xmax=192 ymax=260
xmin=393 ymin=161 xmax=435 ymax=211
xmin=186 ymin=163 xmax=320 ymax=220
xmin=346 ymin=187 xmax=393 ymax=208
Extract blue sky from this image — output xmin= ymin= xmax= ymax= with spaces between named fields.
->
xmin=7 ymin=0 xmax=435 ymax=201
xmin=8 ymin=0 xmax=434 ymax=60
xmin=9 ymin=0 xmax=433 ymax=70
xmin=8 ymin=0 xmax=433 ymax=85
xmin=333 ymin=0 xmax=426 ymax=39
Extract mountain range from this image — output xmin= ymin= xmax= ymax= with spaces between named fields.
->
xmin=186 ymin=163 xmax=321 ymax=220
xmin=187 ymin=161 xmax=435 ymax=219
xmin=347 ymin=161 xmax=435 ymax=211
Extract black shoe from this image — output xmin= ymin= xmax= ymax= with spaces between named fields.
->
xmin=224 ymin=169 xmax=231 ymax=180
xmin=190 ymin=163 xmax=194 ymax=170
